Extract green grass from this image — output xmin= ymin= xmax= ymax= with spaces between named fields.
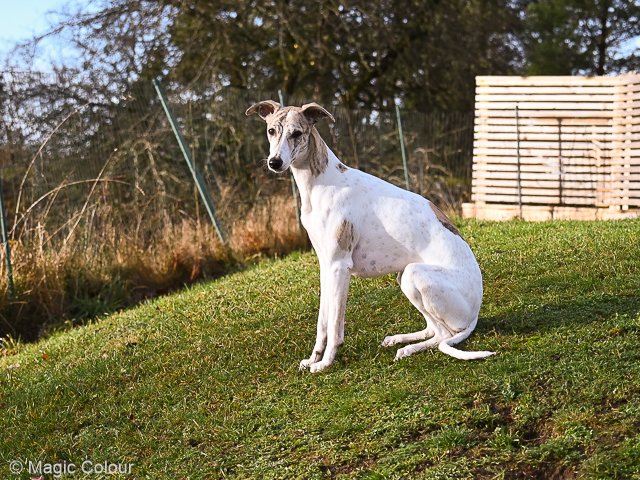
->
xmin=2 ymin=218 xmax=640 ymax=479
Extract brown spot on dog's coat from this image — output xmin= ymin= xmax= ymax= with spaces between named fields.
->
xmin=336 ymin=219 xmax=356 ymax=251
xmin=337 ymin=163 xmax=348 ymax=173
xmin=429 ymin=203 xmax=465 ymax=241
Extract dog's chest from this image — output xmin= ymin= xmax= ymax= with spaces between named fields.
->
xmin=350 ymin=241 xmax=415 ymax=277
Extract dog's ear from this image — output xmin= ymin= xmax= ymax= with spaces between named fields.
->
xmin=245 ymin=100 xmax=282 ymax=120
xmin=301 ymin=103 xmax=335 ymax=124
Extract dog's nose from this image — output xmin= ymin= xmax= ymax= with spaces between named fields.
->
xmin=268 ymin=156 xmax=284 ymax=171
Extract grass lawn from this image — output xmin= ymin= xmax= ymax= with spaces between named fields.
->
xmin=2 ymin=218 xmax=640 ymax=479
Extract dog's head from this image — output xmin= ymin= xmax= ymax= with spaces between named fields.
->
xmin=246 ymin=100 xmax=334 ymax=173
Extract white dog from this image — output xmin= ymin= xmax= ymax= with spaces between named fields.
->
xmin=247 ymin=100 xmax=495 ymax=372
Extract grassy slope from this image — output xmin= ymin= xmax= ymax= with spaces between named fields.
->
xmin=2 ymin=219 xmax=640 ymax=479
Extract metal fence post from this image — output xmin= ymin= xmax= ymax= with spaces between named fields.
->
xmin=278 ymin=89 xmax=304 ymax=236
xmin=0 ymin=166 xmax=15 ymax=298
xmin=152 ymin=79 xmax=227 ymax=244
xmin=395 ymin=103 xmax=411 ymax=191
xmin=558 ymin=118 xmax=563 ymax=206
xmin=516 ymin=106 xmax=523 ymax=219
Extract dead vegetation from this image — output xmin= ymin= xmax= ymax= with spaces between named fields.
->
xmin=0 ymin=187 xmax=306 ymax=341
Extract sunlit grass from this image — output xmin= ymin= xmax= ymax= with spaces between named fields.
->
xmin=1 ymin=218 xmax=640 ymax=479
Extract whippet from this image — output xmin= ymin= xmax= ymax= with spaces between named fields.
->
xmin=247 ymin=100 xmax=495 ymax=372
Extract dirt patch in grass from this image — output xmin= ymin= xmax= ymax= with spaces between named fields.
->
xmin=318 ymin=456 xmax=379 ymax=478
xmin=474 ymin=463 xmax=576 ymax=480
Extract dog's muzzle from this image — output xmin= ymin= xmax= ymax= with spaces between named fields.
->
xmin=268 ymin=155 xmax=284 ymax=172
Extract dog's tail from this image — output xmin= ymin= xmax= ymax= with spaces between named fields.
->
xmin=438 ymin=317 xmax=496 ymax=360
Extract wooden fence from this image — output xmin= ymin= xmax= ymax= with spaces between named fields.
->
xmin=463 ymin=75 xmax=640 ymax=220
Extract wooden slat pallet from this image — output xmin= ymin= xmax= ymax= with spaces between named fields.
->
xmin=464 ymin=75 xmax=640 ymax=221
xmin=462 ymin=203 xmax=639 ymax=221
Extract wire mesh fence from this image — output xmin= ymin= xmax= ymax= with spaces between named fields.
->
xmin=0 ymin=70 xmax=474 ymax=292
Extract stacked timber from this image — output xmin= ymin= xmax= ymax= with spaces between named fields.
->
xmin=464 ymin=75 xmax=640 ymax=220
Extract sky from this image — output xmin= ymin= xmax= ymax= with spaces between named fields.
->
xmin=0 ymin=0 xmax=67 ymax=48
xmin=0 ymin=0 xmax=81 ymax=69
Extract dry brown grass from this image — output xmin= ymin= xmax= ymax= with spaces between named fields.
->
xmin=0 ymin=191 xmax=307 ymax=341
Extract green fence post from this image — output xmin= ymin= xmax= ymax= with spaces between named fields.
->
xmin=395 ymin=103 xmax=411 ymax=191
xmin=152 ymin=79 xmax=227 ymax=244
xmin=0 ymin=166 xmax=15 ymax=298
xmin=278 ymin=90 xmax=304 ymax=236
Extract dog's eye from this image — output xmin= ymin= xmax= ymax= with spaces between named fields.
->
xmin=291 ymin=130 xmax=303 ymax=139
xmin=268 ymin=128 xmax=276 ymax=136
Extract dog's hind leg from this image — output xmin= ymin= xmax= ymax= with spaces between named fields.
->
xmin=381 ymin=327 xmax=434 ymax=347
xmin=392 ymin=319 xmax=453 ymax=360
xmin=394 ymin=339 xmax=438 ymax=360
xmin=381 ymin=270 xmax=434 ymax=347
xmin=392 ymin=263 xmax=493 ymax=360
xmin=394 ymin=336 xmax=443 ymax=361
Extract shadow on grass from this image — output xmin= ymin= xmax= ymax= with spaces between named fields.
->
xmin=1 ymin=257 xmax=240 ymax=343
xmin=479 ymin=295 xmax=640 ymax=337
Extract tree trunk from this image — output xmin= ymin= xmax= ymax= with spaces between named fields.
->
xmin=596 ymin=0 xmax=610 ymax=76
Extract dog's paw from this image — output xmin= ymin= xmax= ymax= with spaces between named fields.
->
xmin=394 ymin=346 xmax=414 ymax=361
xmin=309 ymin=361 xmax=332 ymax=373
xmin=300 ymin=353 xmax=324 ymax=370
xmin=381 ymin=335 xmax=398 ymax=347
xmin=299 ymin=359 xmax=313 ymax=371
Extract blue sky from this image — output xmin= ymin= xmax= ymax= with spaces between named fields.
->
xmin=0 ymin=0 xmax=68 ymax=49
xmin=0 ymin=0 xmax=79 ymax=67
xmin=622 ymin=36 xmax=640 ymax=55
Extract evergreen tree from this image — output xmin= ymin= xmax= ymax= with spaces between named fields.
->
xmin=524 ymin=0 xmax=640 ymax=75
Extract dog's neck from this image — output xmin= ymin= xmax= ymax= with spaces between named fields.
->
xmin=290 ymin=127 xmax=332 ymax=214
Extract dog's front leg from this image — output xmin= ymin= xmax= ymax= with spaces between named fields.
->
xmin=299 ymin=266 xmax=331 ymax=370
xmin=303 ymin=261 xmax=351 ymax=373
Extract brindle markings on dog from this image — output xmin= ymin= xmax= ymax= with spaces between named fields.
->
xmin=335 ymin=219 xmax=356 ymax=251
xmin=308 ymin=128 xmax=328 ymax=177
xmin=429 ymin=203 xmax=465 ymax=241
xmin=264 ymin=107 xmax=328 ymax=177
xmin=265 ymin=107 xmax=294 ymax=139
